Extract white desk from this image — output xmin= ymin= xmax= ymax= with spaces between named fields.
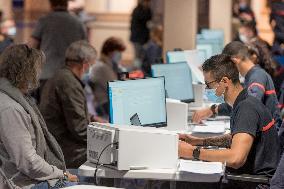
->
xmin=78 ymin=161 xmax=224 ymax=183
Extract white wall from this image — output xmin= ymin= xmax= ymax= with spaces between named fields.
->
xmin=209 ymin=0 xmax=232 ymax=45
xmin=85 ymin=0 xmax=138 ymax=63
xmin=163 ymin=0 xmax=198 ymax=58
xmin=85 ymin=0 xmax=137 ymax=13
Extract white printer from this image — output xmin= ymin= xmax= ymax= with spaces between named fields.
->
xmin=87 ymin=122 xmax=178 ymax=170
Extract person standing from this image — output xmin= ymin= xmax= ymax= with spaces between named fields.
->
xmin=130 ymin=0 xmax=152 ymax=65
xmin=29 ymin=0 xmax=87 ymax=102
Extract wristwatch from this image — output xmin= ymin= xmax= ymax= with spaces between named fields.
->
xmin=193 ymin=146 xmax=201 ymax=160
xmin=62 ymin=172 xmax=68 ymax=181
xmin=210 ymin=104 xmax=217 ymax=116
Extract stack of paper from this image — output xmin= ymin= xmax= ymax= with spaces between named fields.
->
xmin=192 ymin=125 xmax=225 ymax=134
xmin=178 ymin=160 xmax=224 ymax=182
xmin=179 ymin=160 xmax=223 ymax=174
xmin=204 ymin=120 xmax=230 ymax=130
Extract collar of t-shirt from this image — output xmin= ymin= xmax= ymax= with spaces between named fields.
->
xmin=233 ymin=88 xmax=248 ymax=109
xmin=244 ymin=65 xmax=260 ymax=82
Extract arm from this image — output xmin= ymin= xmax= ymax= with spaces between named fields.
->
xmin=247 ymin=79 xmax=267 ymax=102
xmin=179 ymin=133 xmax=232 ymax=148
xmin=179 ymin=133 xmax=254 ymax=169
xmin=0 ymin=108 xmax=63 ymax=180
xmin=192 ymin=103 xmax=232 ymax=123
xmin=58 ymin=84 xmax=88 ymax=143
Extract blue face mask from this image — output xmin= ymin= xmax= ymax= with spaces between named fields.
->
xmin=205 ymin=88 xmax=225 ymax=103
xmin=112 ymin=51 xmax=122 ymax=64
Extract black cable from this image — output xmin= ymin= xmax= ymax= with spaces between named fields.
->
xmin=93 ymin=142 xmax=118 ymax=185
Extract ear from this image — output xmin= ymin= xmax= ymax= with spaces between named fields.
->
xmin=221 ymin=77 xmax=230 ymax=87
xmin=231 ymin=57 xmax=240 ymax=64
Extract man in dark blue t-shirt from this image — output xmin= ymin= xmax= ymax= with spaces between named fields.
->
xmin=179 ymin=54 xmax=280 ymax=188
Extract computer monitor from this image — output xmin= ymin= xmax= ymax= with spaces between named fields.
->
xmin=166 ymin=51 xmax=187 ymax=63
xmin=197 ymin=44 xmax=214 ymax=59
xmin=198 ymin=50 xmax=207 ymax=64
xmin=201 ymin=29 xmax=224 ymax=43
xmin=151 ymin=62 xmax=194 ymax=102
xmin=108 ymin=77 xmax=167 ymax=127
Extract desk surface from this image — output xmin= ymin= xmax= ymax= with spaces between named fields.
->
xmin=78 ymin=161 xmax=223 ymax=183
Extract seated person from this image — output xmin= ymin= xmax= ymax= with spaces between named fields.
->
xmin=141 ymin=25 xmax=163 ymax=76
xmin=179 ymin=54 xmax=280 ymax=188
xmin=40 ymin=40 xmax=97 ymax=169
xmin=0 ymin=44 xmax=77 ymax=188
xmin=193 ymin=42 xmax=281 ymax=130
xmin=89 ymin=37 xmax=126 ymax=118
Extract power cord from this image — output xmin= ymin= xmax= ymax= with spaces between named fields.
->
xmin=93 ymin=142 xmax=118 ymax=185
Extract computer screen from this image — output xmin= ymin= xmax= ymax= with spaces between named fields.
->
xmin=108 ymin=77 xmax=167 ymax=127
xmin=201 ymin=29 xmax=224 ymax=43
xmin=196 ymin=38 xmax=222 ymax=56
xmin=197 ymin=44 xmax=214 ymax=59
xmin=166 ymin=51 xmax=187 ymax=63
xmin=198 ymin=50 xmax=207 ymax=64
xmin=151 ymin=62 xmax=194 ymax=102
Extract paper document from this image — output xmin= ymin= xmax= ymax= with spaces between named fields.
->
xmin=192 ymin=125 xmax=225 ymax=134
xmin=179 ymin=160 xmax=223 ymax=174
xmin=203 ymin=121 xmax=230 ymax=130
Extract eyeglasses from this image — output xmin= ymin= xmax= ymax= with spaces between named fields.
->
xmin=205 ymin=80 xmax=218 ymax=89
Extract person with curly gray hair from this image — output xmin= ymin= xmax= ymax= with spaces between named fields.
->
xmin=0 ymin=44 xmax=78 ymax=189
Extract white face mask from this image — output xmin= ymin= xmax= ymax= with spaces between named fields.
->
xmin=7 ymin=27 xmax=16 ymax=36
xmin=239 ymin=34 xmax=249 ymax=43
xmin=239 ymin=73 xmax=245 ymax=83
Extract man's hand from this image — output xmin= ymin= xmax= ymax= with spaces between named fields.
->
xmin=192 ymin=108 xmax=213 ymax=123
xmin=66 ymin=172 xmax=79 ymax=182
xmin=178 ymin=134 xmax=203 ymax=146
xmin=178 ymin=141 xmax=195 ymax=159
xmin=90 ymin=115 xmax=108 ymax=123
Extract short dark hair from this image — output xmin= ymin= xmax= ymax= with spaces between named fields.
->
xmin=101 ymin=37 xmax=126 ymax=56
xmin=202 ymin=54 xmax=240 ymax=84
xmin=240 ymin=21 xmax=257 ymax=35
xmin=49 ymin=0 xmax=68 ymax=8
xmin=222 ymin=41 xmax=250 ymax=60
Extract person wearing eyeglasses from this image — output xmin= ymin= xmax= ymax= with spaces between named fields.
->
xmin=192 ymin=41 xmax=281 ymax=133
xmin=179 ymin=54 xmax=280 ymax=189
xmin=0 ymin=44 xmax=78 ymax=189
